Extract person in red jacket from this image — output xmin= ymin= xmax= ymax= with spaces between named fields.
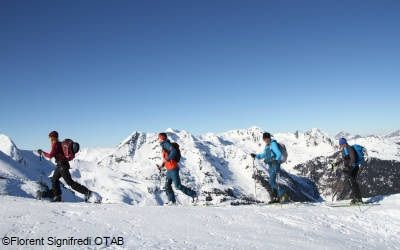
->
xmin=38 ymin=131 xmax=92 ymax=202
xmin=158 ymin=133 xmax=197 ymax=204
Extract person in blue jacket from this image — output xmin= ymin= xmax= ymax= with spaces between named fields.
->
xmin=338 ymin=138 xmax=363 ymax=204
xmin=251 ymin=132 xmax=286 ymax=204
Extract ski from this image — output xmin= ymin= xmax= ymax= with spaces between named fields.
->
xmin=255 ymin=201 xmax=318 ymax=207
xmin=326 ymin=202 xmax=380 ymax=208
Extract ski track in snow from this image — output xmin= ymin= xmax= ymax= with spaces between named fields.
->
xmin=0 ymin=195 xmax=399 ymax=249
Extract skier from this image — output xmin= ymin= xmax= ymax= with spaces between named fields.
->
xmin=333 ymin=138 xmax=363 ymax=204
xmin=38 ymin=131 xmax=94 ymax=202
xmin=158 ymin=132 xmax=197 ymax=205
xmin=251 ymin=132 xmax=287 ymax=204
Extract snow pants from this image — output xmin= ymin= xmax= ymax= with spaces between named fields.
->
xmin=52 ymin=162 xmax=89 ymax=197
xmin=343 ymin=165 xmax=362 ymax=201
xmin=165 ymin=168 xmax=196 ymax=203
xmin=268 ymin=161 xmax=285 ymax=198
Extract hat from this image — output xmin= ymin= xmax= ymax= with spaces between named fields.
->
xmin=262 ymin=132 xmax=272 ymax=139
xmin=49 ymin=131 xmax=59 ymax=139
xmin=339 ymin=138 xmax=347 ymax=145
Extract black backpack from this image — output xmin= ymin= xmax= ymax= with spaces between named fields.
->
xmin=171 ymin=142 xmax=182 ymax=162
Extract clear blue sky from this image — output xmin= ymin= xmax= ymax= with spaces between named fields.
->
xmin=1 ymin=0 xmax=399 ymax=149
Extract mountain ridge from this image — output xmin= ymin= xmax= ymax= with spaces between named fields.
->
xmin=0 ymin=127 xmax=399 ymax=205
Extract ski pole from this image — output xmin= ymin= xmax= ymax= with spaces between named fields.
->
xmin=278 ymin=171 xmax=283 ymax=207
xmin=156 ymin=164 xmax=163 ymax=191
xmin=347 ymin=177 xmax=362 ymax=212
xmin=158 ymin=168 xmax=162 ymax=189
xmin=332 ymin=174 xmax=342 ymax=203
xmin=39 ymin=170 xmax=46 ymax=202
xmin=40 ymin=174 xmax=43 ymax=202
xmin=331 ymin=163 xmax=344 ymax=202
xmin=253 ymin=159 xmax=257 ymax=200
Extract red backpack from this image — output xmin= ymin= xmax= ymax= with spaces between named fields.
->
xmin=61 ymin=139 xmax=80 ymax=161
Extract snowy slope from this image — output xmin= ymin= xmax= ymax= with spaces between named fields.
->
xmin=0 ymin=195 xmax=399 ymax=249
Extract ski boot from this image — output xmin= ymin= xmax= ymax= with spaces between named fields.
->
xmin=85 ymin=191 xmax=102 ymax=203
xmin=192 ymin=192 xmax=199 ymax=204
xmin=52 ymin=195 xmax=62 ymax=202
xmin=350 ymin=198 xmax=363 ymax=205
xmin=279 ymin=193 xmax=290 ymax=204
xmin=36 ymin=190 xmax=44 ymax=200
xmin=268 ymin=197 xmax=280 ymax=204
xmin=164 ymin=201 xmax=177 ymax=206
xmin=84 ymin=191 xmax=92 ymax=202
xmin=268 ymin=190 xmax=279 ymax=204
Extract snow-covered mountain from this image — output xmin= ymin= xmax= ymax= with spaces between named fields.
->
xmin=385 ymin=130 xmax=400 ymax=144
xmin=0 ymin=127 xmax=399 ymax=205
xmin=335 ymin=131 xmax=362 ymax=140
xmin=0 ymin=134 xmax=23 ymax=163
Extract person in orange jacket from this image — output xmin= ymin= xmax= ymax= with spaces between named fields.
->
xmin=158 ymin=133 xmax=196 ymax=204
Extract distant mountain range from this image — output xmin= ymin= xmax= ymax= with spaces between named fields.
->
xmin=1 ymin=127 xmax=399 ymax=205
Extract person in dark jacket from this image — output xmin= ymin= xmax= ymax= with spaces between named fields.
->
xmin=158 ymin=133 xmax=196 ymax=204
xmin=38 ymin=131 xmax=92 ymax=202
xmin=338 ymin=138 xmax=363 ymax=204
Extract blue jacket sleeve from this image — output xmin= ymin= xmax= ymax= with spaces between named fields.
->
xmin=271 ymin=141 xmax=282 ymax=161
xmin=255 ymin=147 xmax=268 ymax=160
xmin=164 ymin=142 xmax=177 ymax=161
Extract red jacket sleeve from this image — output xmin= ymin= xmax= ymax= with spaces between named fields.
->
xmin=43 ymin=143 xmax=57 ymax=159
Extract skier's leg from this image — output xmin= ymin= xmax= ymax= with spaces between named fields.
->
xmin=51 ymin=167 xmax=62 ymax=198
xmin=171 ymin=169 xmax=196 ymax=198
xmin=60 ymin=167 xmax=90 ymax=195
xmin=275 ymin=165 xmax=287 ymax=199
xmin=165 ymin=171 xmax=176 ymax=203
xmin=258 ymin=173 xmax=275 ymax=199
xmin=343 ymin=169 xmax=353 ymax=199
xmin=268 ymin=165 xmax=278 ymax=201
xmin=350 ymin=166 xmax=362 ymax=201
xmin=343 ymin=167 xmax=360 ymax=202
xmin=268 ymin=165 xmax=278 ymax=192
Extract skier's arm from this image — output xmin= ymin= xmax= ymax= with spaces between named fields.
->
xmin=349 ymin=147 xmax=357 ymax=167
xmin=271 ymin=142 xmax=282 ymax=162
xmin=255 ymin=147 xmax=267 ymax=160
xmin=42 ymin=144 xmax=56 ymax=159
xmin=343 ymin=147 xmax=356 ymax=168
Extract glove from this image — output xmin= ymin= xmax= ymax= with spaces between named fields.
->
xmin=37 ymin=149 xmax=43 ymax=156
xmin=250 ymin=153 xmax=256 ymax=159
